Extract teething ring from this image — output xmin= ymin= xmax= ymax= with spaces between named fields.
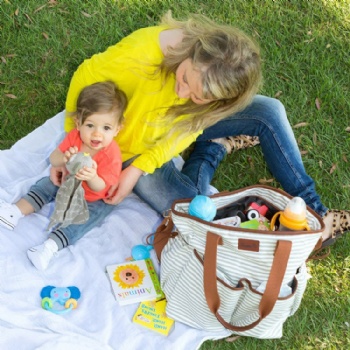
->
xmin=65 ymin=298 xmax=78 ymax=309
xmin=41 ymin=297 xmax=53 ymax=310
xmin=40 ymin=286 xmax=81 ymax=315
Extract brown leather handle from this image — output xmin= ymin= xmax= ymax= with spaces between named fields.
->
xmin=152 ymin=216 xmax=176 ymax=261
xmin=204 ymin=231 xmax=292 ymax=332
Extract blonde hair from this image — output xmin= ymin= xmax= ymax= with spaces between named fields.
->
xmin=74 ymin=81 xmax=127 ymax=126
xmin=158 ymin=11 xmax=262 ymax=134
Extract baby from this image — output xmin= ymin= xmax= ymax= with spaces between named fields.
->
xmin=0 ymin=81 xmax=127 ymax=270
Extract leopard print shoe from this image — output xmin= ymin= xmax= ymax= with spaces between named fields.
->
xmin=321 ymin=209 xmax=350 ymax=248
xmin=181 ymin=135 xmax=260 ymax=160
xmin=210 ymin=135 xmax=260 ymax=154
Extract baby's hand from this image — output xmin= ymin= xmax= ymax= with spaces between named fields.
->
xmin=75 ymin=160 xmax=98 ymax=181
xmin=63 ymin=146 xmax=79 ymax=163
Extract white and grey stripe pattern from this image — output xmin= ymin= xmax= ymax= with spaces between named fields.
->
xmin=160 ymin=186 xmax=322 ymax=339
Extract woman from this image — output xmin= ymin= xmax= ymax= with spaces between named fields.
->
xmin=56 ymin=11 xmax=349 ymax=246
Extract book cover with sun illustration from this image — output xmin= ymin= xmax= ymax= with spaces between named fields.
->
xmin=106 ymin=258 xmax=163 ymax=306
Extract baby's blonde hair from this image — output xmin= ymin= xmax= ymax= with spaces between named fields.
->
xmin=159 ymin=11 xmax=262 ymax=134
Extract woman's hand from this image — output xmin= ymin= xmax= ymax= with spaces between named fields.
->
xmin=104 ymin=165 xmax=143 ymax=205
xmin=50 ymin=166 xmax=69 ymax=186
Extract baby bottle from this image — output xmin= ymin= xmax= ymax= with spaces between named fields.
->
xmin=270 ymin=197 xmax=310 ymax=231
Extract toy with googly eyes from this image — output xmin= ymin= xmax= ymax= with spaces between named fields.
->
xmin=40 ymin=286 xmax=81 ymax=315
xmin=240 ymin=203 xmax=270 ymax=230
xmin=212 ymin=200 xmax=271 ymax=229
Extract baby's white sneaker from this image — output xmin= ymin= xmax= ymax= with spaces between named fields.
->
xmin=0 ymin=199 xmax=23 ymax=230
xmin=27 ymin=239 xmax=58 ymax=270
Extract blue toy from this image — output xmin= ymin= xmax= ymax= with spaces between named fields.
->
xmin=40 ymin=286 xmax=81 ymax=315
xmin=131 ymin=244 xmax=153 ymax=260
xmin=188 ymin=195 xmax=217 ymax=221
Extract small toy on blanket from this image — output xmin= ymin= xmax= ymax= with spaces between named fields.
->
xmin=49 ymin=152 xmax=93 ymax=230
xmin=40 ymin=285 xmax=81 ymax=315
xmin=131 ymin=244 xmax=153 ymax=260
xmin=125 ymin=244 xmax=154 ymax=261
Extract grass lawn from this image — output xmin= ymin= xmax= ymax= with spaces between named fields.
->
xmin=1 ymin=0 xmax=349 ymax=349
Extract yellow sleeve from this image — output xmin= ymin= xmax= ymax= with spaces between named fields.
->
xmin=132 ymin=130 xmax=201 ymax=174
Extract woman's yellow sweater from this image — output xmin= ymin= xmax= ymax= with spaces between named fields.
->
xmin=64 ymin=26 xmax=201 ymax=174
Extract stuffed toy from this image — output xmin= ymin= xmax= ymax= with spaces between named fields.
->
xmin=48 ymin=152 xmax=92 ymax=230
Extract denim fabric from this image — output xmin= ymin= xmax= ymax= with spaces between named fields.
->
xmin=133 ymin=95 xmax=328 ymax=216
xmin=24 ymin=94 xmax=328 ymax=247
xmin=24 ymin=176 xmax=115 ymax=249
xmin=24 ymin=177 xmax=59 ymax=212
xmin=48 ymin=200 xmax=115 ymax=249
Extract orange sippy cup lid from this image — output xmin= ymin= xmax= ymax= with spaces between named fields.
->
xmin=280 ymin=197 xmax=310 ymax=230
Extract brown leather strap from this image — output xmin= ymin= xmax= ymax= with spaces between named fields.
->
xmin=153 ymin=216 xmax=176 ymax=261
xmin=204 ymin=231 xmax=292 ymax=331
xmin=203 ymin=232 xmax=223 ymax=312
xmin=259 ymin=240 xmax=291 ymax=318
xmin=307 ymin=237 xmax=330 ymax=261
xmin=313 ymin=237 xmax=323 ymax=252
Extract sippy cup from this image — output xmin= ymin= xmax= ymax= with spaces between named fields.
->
xmin=270 ymin=197 xmax=310 ymax=231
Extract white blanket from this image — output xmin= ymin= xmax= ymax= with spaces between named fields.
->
xmin=0 ymin=112 xmax=227 ymax=350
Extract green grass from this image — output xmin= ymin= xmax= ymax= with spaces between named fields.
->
xmin=1 ymin=0 xmax=350 ymax=348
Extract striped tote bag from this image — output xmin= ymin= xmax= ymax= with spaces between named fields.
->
xmin=158 ymin=185 xmax=324 ymax=339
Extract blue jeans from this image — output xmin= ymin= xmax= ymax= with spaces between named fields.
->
xmin=24 ymin=177 xmax=115 ymax=249
xmin=26 ymin=95 xmax=327 ymax=247
xmin=133 ymin=95 xmax=328 ymax=216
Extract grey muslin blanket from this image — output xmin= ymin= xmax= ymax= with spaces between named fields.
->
xmin=48 ymin=152 xmax=93 ymax=230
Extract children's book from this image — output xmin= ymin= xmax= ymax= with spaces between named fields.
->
xmin=106 ymin=258 xmax=164 ymax=306
xmin=132 ymin=298 xmax=175 ymax=336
